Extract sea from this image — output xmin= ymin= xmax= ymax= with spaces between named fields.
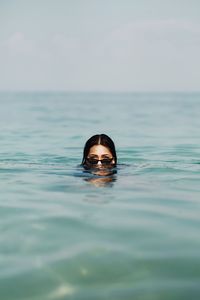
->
xmin=0 ymin=92 xmax=200 ymax=300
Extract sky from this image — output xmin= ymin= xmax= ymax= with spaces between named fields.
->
xmin=0 ymin=0 xmax=200 ymax=92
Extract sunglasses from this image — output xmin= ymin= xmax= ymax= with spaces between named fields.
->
xmin=86 ymin=157 xmax=113 ymax=165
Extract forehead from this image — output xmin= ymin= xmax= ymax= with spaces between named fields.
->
xmin=88 ymin=145 xmax=112 ymax=156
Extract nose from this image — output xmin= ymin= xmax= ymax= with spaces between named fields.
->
xmin=97 ymin=160 xmax=102 ymax=166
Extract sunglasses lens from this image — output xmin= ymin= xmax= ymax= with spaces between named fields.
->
xmin=101 ymin=158 xmax=112 ymax=165
xmin=87 ymin=159 xmax=98 ymax=165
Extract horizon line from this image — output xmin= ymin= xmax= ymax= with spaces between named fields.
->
xmin=0 ymin=90 xmax=200 ymax=94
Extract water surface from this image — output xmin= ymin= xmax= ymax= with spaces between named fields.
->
xmin=0 ymin=92 xmax=200 ymax=300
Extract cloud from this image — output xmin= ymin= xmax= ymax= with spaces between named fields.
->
xmin=86 ymin=19 xmax=200 ymax=91
xmin=3 ymin=32 xmax=36 ymax=56
xmin=109 ymin=19 xmax=200 ymax=42
xmin=0 ymin=19 xmax=200 ymax=91
xmin=0 ymin=32 xmax=54 ymax=90
xmin=52 ymin=34 xmax=81 ymax=54
xmin=90 ymin=19 xmax=200 ymax=70
xmin=1 ymin=32 xmax=53 ymax=62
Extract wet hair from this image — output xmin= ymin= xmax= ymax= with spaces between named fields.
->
xmin=82 ymin=134 xmax=117 ymax=166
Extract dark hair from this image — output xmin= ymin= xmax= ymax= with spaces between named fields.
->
xmin=82 ymin=134 xmax=117 ymax=166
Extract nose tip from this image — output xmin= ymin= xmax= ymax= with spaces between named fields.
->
xmin=97 ymin=160 xmax=102 ymax=165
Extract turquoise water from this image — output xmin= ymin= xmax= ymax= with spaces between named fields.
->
xmin=0 ymin=92 xmax=200 ymax=300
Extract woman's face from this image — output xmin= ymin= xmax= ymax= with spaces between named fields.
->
xmin=86 ymin=145 xmax=115 ymax=168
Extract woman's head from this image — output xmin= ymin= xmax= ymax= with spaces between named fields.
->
xmin=82 ymin=134 xmax=117 ymax=169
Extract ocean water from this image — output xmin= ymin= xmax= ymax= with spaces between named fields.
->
xmin=0 ymin=92 xmax=200 ymax=300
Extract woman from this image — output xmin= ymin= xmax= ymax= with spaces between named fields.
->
xmin=82 ymin=134 xmax=117 ymax=170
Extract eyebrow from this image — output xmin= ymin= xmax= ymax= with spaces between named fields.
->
xmin=101 ymin=154 xmax=112 ymax=158
xmin=88 ymin=154 xmax=112 ymax=158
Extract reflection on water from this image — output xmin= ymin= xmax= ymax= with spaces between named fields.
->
xmin=83 ymin=167 xmax=117 ymax=187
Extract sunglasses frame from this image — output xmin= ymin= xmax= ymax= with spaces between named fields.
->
xmin=86 ymin=157 xmax=113 ymax=165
